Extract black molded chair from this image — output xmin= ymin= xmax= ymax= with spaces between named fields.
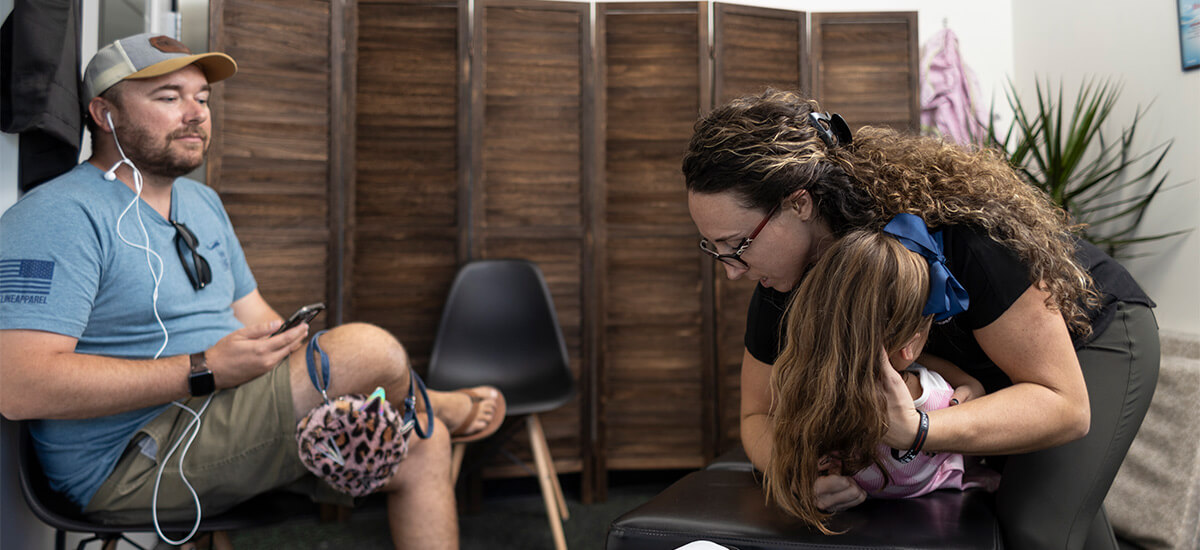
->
xmin=16 ymin=421 xmax=321 ymax=550
xmin=426 ymin=259 xmax=577 ymax=550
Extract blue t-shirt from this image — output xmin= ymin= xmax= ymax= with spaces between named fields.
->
xmin=0 ymin=162 xmax=257 ymax=507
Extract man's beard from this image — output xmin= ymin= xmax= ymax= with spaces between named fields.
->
xmin=117 ymin=122 xmax=208 ymax=179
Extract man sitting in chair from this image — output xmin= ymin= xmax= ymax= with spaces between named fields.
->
xmin=0 ymin=33 xmax=503 ymax=550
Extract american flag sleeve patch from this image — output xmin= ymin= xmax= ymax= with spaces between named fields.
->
xmin=0 ymin=259 xmax=55 ymax=296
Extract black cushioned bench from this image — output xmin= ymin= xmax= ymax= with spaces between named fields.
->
xmin=606 ymin=449 xmax=1003 ymax=550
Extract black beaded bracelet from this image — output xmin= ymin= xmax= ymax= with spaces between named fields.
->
xmin=890 ymin=409 xmax=929 ymax=464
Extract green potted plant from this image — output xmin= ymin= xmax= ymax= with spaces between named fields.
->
xmin=986 ymin=77 xmax=1187 ymax=258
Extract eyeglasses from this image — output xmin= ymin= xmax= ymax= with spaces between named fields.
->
xmin=170 ymin=220 xmax=212 ymax=290
xmin=698 ymin=204 xmax=780 ymax=269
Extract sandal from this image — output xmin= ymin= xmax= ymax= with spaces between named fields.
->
xmin=449 ymin=387 xmax=507 ymax=443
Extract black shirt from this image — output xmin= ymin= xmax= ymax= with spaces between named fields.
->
xmin=744 ymin=225 xmax=1154 ymax=393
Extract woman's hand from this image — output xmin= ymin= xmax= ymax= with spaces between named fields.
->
xmin=878 ymin=348 xmax=922 ymax=449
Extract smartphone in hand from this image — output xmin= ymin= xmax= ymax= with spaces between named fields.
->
xmin=272 ymin=302 xmax=325 ymax=336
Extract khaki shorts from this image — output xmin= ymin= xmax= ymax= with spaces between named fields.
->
xmin=84 ymin=358 xmax=354 ymax=524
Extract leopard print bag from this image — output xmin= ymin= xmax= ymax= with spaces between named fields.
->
xmin=295 ymin=330 xmax=434 ymax=497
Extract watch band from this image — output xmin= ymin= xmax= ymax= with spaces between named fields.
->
xmin=189 ymin=351 xmax=207 ymax=374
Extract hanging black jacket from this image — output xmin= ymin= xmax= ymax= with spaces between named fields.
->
xmin=1 ymin=0 xmax=83 ymax=193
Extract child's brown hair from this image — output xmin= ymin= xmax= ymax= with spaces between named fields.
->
xmin=763 ymin=230 xmax=932 ymax=534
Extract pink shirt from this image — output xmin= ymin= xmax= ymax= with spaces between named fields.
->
xmin=852 ymin=364 xmax=997 ymax=498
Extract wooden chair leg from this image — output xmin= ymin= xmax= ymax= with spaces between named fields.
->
xmin=451 ymin=442 xmax=466 ymax=483
xmin=527 ymin=415 xmax=567 ymax=550
xmin=548 ymin=448 xmax=569 ymax=520
xmin=529 ymin=415 xmax=569 ymax=520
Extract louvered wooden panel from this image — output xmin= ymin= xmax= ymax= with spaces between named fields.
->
xmin=477 ymin=1 xmax=587 ymax=234
xmin=712 ymin=2 xmax=806 ymax=454
xmin=209 ymin=0 xmax=333 ymax=330
xmin=599 ymin=2 xmax=711 ymax=472
xmin=473 ymin=0 xmax=591 ymax=474
xmin=353 ymin=0 xmax=464 ymax=372
xmin=714 ymin=3 xmax=805 ymax=104
xmin=811 ymin=12 xmax=919 ymax=132
xmin=603 ymin=236 xmax=706 ymax=469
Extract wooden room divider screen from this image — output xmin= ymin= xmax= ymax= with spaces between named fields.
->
xmin=208 ymin=0 xmax=918 ymax=502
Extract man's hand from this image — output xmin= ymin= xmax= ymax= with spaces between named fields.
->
xmin=206 ymin=320 xmax=308 ymax=389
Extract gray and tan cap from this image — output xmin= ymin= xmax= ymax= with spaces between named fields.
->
xmin=83 ymin=33 xmax=237 ymax=101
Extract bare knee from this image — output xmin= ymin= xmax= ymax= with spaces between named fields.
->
xmin=320 ymin=322 xmax=411 ymax=391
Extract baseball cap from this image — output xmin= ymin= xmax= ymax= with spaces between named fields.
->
xmin=83 ymin=33 xmax=237 ymax=101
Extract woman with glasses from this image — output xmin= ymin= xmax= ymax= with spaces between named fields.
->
xmin=683 ymin=89 xmax=1158 ymax=550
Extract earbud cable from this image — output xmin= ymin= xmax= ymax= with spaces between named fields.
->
xmin=108 ymin=114 xmax=210 ymax=544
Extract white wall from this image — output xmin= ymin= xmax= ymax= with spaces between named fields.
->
xmin=1012 ymin=0 xmax=1200 ymax=335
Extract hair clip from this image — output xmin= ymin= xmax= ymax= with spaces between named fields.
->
xmin=807 ymin=112 xmax=853 ymax=148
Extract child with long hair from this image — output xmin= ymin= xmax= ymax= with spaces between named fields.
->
xmin=764 ymin=221 xmax=998 ymax=534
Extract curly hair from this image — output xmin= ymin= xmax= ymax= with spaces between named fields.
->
xmin=682 ymin=89 xmax=1098 ymax=335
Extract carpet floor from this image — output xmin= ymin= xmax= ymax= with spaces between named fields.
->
xmin=225 ymin=470 xmax=688 ymax=550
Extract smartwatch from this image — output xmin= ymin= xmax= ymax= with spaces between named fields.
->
xmin=188 ymin=351 xmax=215 ymax=396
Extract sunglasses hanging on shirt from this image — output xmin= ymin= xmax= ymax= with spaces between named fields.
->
xmin=170 ymin=220 xmax=212 ymax=291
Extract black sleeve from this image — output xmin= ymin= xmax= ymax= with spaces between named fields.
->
xmin=744 ymin=283 xmax=791 ymax=365
xmin=940 ymin=225 xmax=1033 ymax=331
xmin=912 ymin=225 xmax=1034 ymax=391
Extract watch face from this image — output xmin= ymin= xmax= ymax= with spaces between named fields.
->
xmin=188 ymin=371 xmax=215 ymax=396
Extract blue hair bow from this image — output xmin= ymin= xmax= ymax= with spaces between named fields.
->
xmin=882 ymin=213 xmax=969 ymax=323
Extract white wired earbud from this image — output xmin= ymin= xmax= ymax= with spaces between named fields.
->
xmin=103 ymin=112 xmax=130 ymax=182
xmin=104 ymin=159 xmax=132 ymax=181
xmin=105 ymin=109 xmax=212 ymax=544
